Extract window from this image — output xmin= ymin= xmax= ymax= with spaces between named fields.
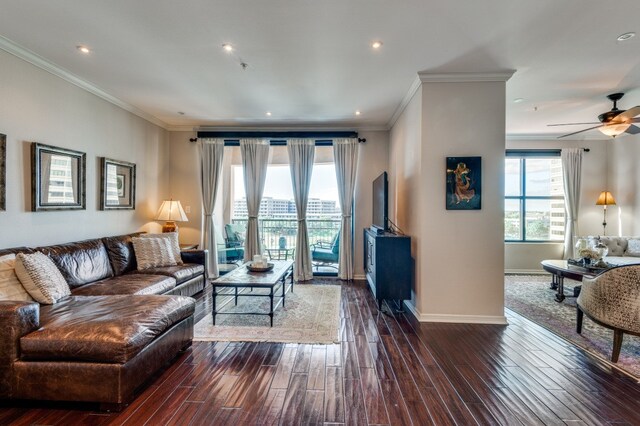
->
xmin=505 ymin=151 xmax=565 ymax=242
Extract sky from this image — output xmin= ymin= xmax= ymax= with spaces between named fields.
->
xmin=233 ymin=164 xmax=339 ymax=202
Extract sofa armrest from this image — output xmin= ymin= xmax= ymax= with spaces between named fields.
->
xmin=0 ymin=301 xmax=39 ymax=397
xmin=0 ymin=301 xmax=40 ymax=361
xmin=181 ymin=249 xmax=208 ymax=267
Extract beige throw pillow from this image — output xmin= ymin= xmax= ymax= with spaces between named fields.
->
xmin=139 ymin=232 xmax=183 ymax=265
xmin=626 ymin=239 xmax=640 ymax=257
xmin=14 ymin=252 xmax=71 ymax=304
xmin=0 ymin=254 xmax=34 ymax=302
xmin=132 ymin=237 xmax=178 ymax=270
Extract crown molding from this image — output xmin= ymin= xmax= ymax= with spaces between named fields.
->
xmin=418 ymin=70 xmax=516 ymax=83
xmin=0 ymin=35 xmax=169 ymax=130
xmin=386 ymin=75 xmax=422 ymax=130
xmin=166 ymin=125 xmax=198 ymax=132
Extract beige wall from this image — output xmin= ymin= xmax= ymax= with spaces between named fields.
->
xmin=608 ymin=135 xmax=640 ymax=235
xmin=389 ymin=78 xmax=507 ymax=324
xmin=388 ymin=87 xmax=423 ymax=308
xmin=0 ymin=49 xmax=169 ymax=248
xmin=167 ymin=130 xmax=390 ymax=277
xmin=504 ymin=138 xmax=609 ymax=272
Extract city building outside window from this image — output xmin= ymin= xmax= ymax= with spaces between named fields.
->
xmin=505 ymin=151 xmax=565 ymax=242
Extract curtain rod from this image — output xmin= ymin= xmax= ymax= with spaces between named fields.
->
xmin=190 ymin=130 xmax=365 ymax=143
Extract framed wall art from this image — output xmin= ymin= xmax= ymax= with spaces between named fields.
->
xmin=446 ymin=156 xmax=481 ymax=210
xmin=100 ymin=157 xmax=136 ymax=210
xmin=0 ymin=133 xmax=5 ymax=211
xmin=31 ymin=143 xmax=86 ymax=211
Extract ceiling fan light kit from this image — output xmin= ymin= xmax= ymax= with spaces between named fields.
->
xmin=550 ymin=93 xmax=640 ymax=139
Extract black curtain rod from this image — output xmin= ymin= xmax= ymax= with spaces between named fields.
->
xmin=190 ymin=130 xmax=365 ymax=144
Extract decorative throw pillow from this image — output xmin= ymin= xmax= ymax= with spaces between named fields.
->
xmin=132 ymin=237 xmax=178 ymax=270
xmin=139 ymin=232 xmax=183 ymax=265
xmin=0 ymin=254 xmax=34 ymax=302
xmin=626 ymin=239 xmax=640 ymax=257
xmin=14 ymin=252 xmax=71 ymax=304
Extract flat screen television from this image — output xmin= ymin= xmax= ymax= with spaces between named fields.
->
xmin=372 ymin=172 xmax=388 ymax=231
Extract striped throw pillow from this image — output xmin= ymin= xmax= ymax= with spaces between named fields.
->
xmin=132 ymin=237 xmax=178 ymax=270
xmin=139 ymin=232 xmax=183 ymax=265
xmin=14 ymin=252 xmax=70 ymax=304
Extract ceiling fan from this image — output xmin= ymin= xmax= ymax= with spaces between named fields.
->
xmin=548 ymin=93 xmax=640 ymax=138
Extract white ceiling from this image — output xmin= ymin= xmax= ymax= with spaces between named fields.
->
xmin=1 ymin=0 xmax=639 ymax=138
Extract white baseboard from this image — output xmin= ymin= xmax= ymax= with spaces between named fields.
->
xmin=353 ymin=274 xmax=366 ymax=280
xmin=505 ymin=269 xmax=546 ymax=275
xmin=404 ymin=301 xmax=509 ymax=325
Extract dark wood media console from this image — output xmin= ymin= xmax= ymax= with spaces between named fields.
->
xmin=363 ymin=228 xmax=412 ymax=309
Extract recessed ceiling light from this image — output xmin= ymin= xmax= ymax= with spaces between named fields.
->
xmin=266 ymin=112 xmax=272 ymax=116
xmin=76 ymin=45 xmax=91 ymax=54
xmin=513 ymin=98 xmax=524 ymax=103
xmin=355 ymin=110 xmax=361 ymax=116
xmin=617 ymin=32 xmax=635 ymax=41
xmin=222 ymin=43 xmax=234 ymax=52
xmin=371 ymin=41 xmax=383 ymax=49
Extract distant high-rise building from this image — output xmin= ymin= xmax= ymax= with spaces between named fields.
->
xmin=232 ymin=197 xmax=339 ymax=218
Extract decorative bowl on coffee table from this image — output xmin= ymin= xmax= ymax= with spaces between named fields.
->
xmin=247 ymin=262 xmax=274 ymax=272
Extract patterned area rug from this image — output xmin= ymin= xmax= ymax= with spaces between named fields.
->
xmin=505 ymin=275 xmax=640 ymax=378
xmin=194 ymin=283 xmax=341 ymax=344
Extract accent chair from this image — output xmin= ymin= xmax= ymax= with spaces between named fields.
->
xmin=576 ymin=264 xmax=640 ymax=362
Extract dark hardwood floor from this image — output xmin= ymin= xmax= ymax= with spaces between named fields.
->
xmin=1 ymin=279 xmax=640 ymax=425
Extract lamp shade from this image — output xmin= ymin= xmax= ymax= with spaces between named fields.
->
xmin=155 ymin=200 xmax=188 ymax=222
xmin=596 ymin=191 xmax=616 ymax=206
xmin=598 ymin=123 xmax=630 ymax=138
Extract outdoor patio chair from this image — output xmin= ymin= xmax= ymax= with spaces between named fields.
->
xmin=215 ymin=224 xmax=244 ymax=264
xmin=311 ymin=232 xmax=340 ymax=270
xmin=576 ymin=264 xmax=640 ymax=362
xmin=225 ymin=223 xmax=246 ymax=248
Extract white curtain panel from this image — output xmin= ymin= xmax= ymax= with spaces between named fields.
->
xmin=198 ymin=138 xmax=225 ymax=277
xmin=561 ymin=148 xmax=583 ymax=259
xmin=288 ymin=139 xmax=315 ymax=281
xmin=333 ymin=138 xmax=359 ymax=280
xmin=240 ymin=138 xmax=270 ymax=261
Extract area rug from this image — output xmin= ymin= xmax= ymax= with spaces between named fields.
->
xmin=194 ymin=284 xmax=341 ymax=344
xmin=505 ymin=275 xmax=640 ymax=378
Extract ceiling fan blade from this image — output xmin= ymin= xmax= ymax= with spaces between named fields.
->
xmin=615 ymin=105 xmax=640 ymax=121
xmin=547 ymin=122 xmax=601 ymax=127
xmin=557 ymin=125 xmax=603 ymax=139
xmin=625 ymin=124 xmax=640 ymax=135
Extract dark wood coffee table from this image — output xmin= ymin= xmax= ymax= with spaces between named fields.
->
xmin=540 ymin=259 xmax=599 ymax=302
xmin=211 ymin=260 xmax=294 ymax=326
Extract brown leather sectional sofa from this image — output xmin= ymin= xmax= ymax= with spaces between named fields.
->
xmin=0 ymin=233 xmax=208 ymax=410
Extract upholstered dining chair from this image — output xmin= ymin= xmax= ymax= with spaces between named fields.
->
xmin=576 ymin=265 xmax=640 ymax=362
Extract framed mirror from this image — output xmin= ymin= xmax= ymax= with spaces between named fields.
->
xmin=31 ymin=143 xmax=86 ymax=211
xmin=0 ymin=133 xmax=5 ymax=211
xmin=100 ymin=157 xmax=136 ymax=210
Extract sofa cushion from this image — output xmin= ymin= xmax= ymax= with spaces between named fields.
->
xmin=36 ymin=239 xmax=113 ymax=288
xmin=102 ymin=233 xmax=142 ymax=276
xmin=20 ymin=295 xmax=195 ymax=363
xmin=133 ymin=263 xmax=204 ymax=285
xmin=71 ymin=274 xmax=176 ymax=296
xmin=605 ymin=256 xmax=640 ymax=266
xmin=15 ymin=252 xmax=71 ymax=304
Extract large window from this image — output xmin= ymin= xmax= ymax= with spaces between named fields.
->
xmin=505 ymin=151 xmax=565 ymax=242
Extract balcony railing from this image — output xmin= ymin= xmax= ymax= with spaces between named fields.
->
xmin=231 ymin=217 xmax=340 ymax=250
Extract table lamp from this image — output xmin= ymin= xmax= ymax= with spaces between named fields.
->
xmin=595 ymin=191 xmax=616 ymax=236
xmin=155 ymin=200 xmax=188 ymax=233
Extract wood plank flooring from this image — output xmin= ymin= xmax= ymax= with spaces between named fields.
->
xmin=1 ymin=280 xmax=640 ymax=425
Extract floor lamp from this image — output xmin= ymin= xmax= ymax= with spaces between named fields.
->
xmin=596 ymin=191 xmax=616 ymax=236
